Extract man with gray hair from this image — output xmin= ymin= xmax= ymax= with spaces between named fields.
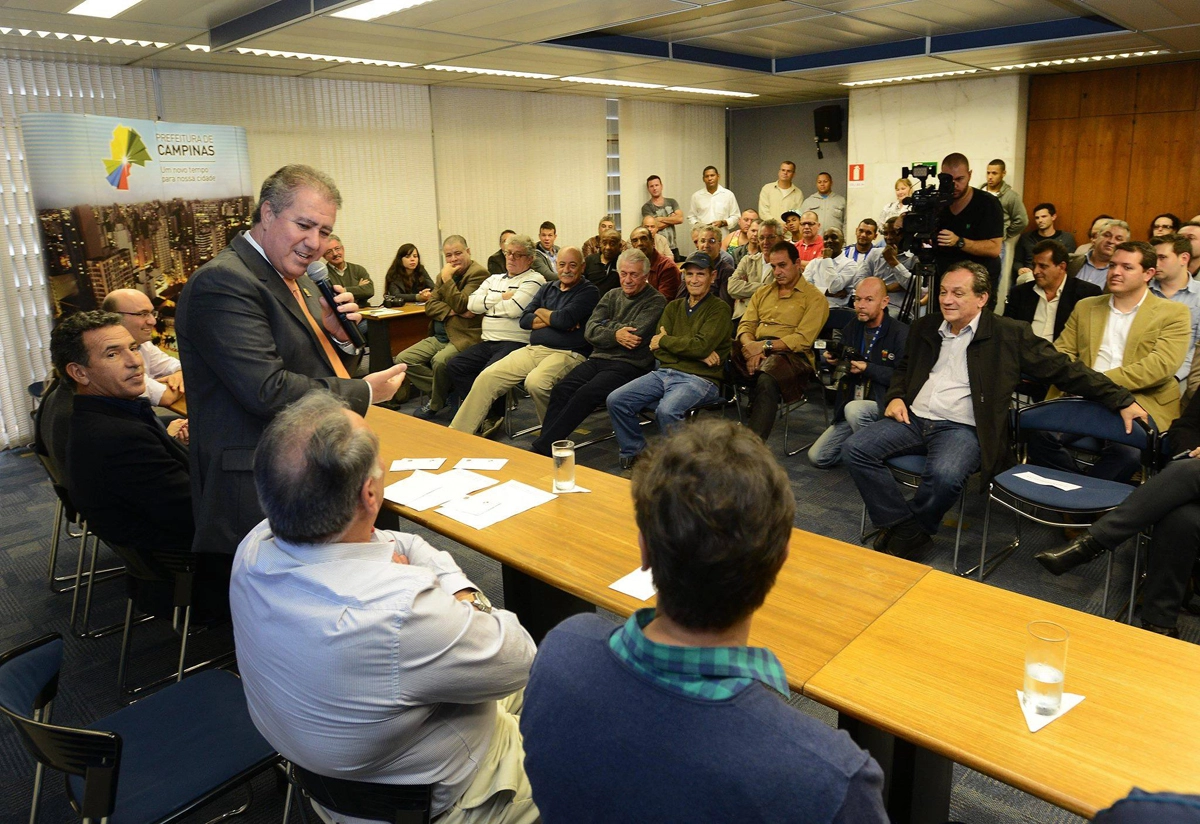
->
xmin=230 ymin=390 xmax=538 ymax=824
xmin=1068 ymin=219 xmax=1129 ymax=288
xmin=322 ymin=234 xmax=375 ymax=303
xmin=177 ymin=164 xmax=408 ymax=568
xmin=531 ymin=248 xmax=667 ymax=455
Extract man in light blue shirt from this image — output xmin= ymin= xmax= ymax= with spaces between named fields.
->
xmin=1150 ymin=234 xmax=1200 ymax=390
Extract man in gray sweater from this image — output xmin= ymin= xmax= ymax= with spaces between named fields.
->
xmin=531 ymin=249 xmax=666 ymax=455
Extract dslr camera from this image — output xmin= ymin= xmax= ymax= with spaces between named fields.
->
xmin=814 ymin=334 xmax=859 ymax=388
xmin=382 ymin=295 xmax=407 ymax=308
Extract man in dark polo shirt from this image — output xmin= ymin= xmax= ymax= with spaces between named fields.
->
xmin=933 ymin=152 xmax=1004 ymax=306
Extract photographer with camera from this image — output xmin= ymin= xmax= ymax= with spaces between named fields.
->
xmin=808 ymin=277 xmax=908 ymax=468
xmin=933 ymin=153 xmax=1004 ymax=306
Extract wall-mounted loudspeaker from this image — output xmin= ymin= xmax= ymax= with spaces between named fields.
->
xmin=813 ymin=104 xmax=843 ymax=143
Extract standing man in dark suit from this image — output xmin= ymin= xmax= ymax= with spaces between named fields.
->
xmin=1003 ymin=239 xmax=1101 ymax=341
xmin=176 ymin=165 xmax=407 ymax=570
xmin=51 ymin=310 xmax=192 ymax=555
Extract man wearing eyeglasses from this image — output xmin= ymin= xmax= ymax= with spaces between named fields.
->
xmin=789 ymin=211 xmax=824 ymax=267
xmin=102 ymin=288 xmax=184 ymax=409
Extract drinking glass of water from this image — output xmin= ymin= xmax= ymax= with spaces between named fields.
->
xmin=552 ymin=440 xmax=576 ymax=493
xmin=1024 ymin=620 xmax=1068 ymax=716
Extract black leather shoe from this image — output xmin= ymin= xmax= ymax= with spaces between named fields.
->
xmin=871 ymin=527 xmax=892 ymax=553
xmin=885 ymin=527 xmax=931 ymax=558
xmin=1034 ymin=534 xmax=1107 ymax=576
xmin=1142 ymin=622 xmax=1180 ymax=639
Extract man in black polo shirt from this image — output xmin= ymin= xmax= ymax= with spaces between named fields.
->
xmin=934 ymin=152 xmax=1004 ymax=306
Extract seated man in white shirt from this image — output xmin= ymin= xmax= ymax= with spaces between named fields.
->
xmin=230 ymin=390 xmax=539 ymax=824
xmin=804 ymin=229 xmax=856 ymax=308
xmin=102 ymin=288 xmax=183 ymax=408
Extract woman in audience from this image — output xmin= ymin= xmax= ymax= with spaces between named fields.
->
xmin=1074 ymin=213 xmax=1114 ymax=256
xmin=1151 ymin=213 xmax=1182 ymax=239
xmin=879 ymin=177 xmax=912 ymax=225
xmin=384 ymin=243 xmax=434 ymax=304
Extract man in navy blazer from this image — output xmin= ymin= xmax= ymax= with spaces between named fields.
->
xmin=1003 ymin=239 xmax=1101 ymax=342
xmin=177 ymin=165 xmax=406 ymax=563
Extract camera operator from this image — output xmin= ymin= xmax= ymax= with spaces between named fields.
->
xmin=808 ymin=277 xmax=908 ymax=468
xmin=934 ymin=153 xmax=1004 ymax=307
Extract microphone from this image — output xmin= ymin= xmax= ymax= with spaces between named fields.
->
xmin=306 ymin=260 xmax=366 ymax=348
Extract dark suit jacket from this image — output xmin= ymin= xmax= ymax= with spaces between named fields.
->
xmin=887 ymin=310 xmax=1135 ymax=485
xmin=65 ymin=395 xmax=193 ymax=554
xmin=1002 ymin=275 xmax=1101 ymax=341
xmin=176 ymin=232 xmax=370 ymax=556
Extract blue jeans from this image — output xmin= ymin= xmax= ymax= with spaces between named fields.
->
xmin=808 ymin=399 xmax=881 ymax=468
xmin=846 ymin=413 xmax=981 ymax=535
xmin=606 ymin=369 xmax=720 ymax=459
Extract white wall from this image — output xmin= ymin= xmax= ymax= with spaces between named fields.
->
xmin=619 ymin=99 xmax=725 ymax=252
xmin=846 ymin=74 xmax=1029 ymax=228
xmin=431 ymin=87 xmax=607 ymax=262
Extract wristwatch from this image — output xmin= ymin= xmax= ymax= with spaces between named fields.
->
xmin=467 ymin=590 xmax=493 ymax=613
xmin=955 ymin=237 xmax=965 ymax=249
xmin=763 ymin=340 xmax=773 ymax=355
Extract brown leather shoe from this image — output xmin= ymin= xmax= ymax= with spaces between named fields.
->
xmin=1034 ymin=534 xmax=1107 ymax=576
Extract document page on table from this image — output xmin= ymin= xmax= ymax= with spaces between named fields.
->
xmin=384 ymin=469 xmax=498 ymax=511
xmin=436 ymin=480 xmax=557 ymax=529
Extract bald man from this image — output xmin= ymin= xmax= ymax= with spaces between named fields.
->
xmin=102 ymin=288 xmax=184 ymax=408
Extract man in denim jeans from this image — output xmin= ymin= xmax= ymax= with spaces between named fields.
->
xmin=606 ymin=252 xmax=732 ymax=471
xmin=846 ymin=262 xmax=1148 ymax=558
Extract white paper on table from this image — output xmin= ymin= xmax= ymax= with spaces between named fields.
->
xmin=436 ymin=480 xmax=556 ymax=529
xmin=390 ymin=458 xmax=445 ymax=472
xmin=554 ymin=485 xmax=591 ymax=494
xmin=1012 ymin=471 xmax=1082 ymax=492
xmin=370 ymin=308 xmax=404 ymax=317
xmin=609 ymin=567 xmax=657 ymax=601
xmin=1016 ymin=690 xmax=1085 ymax=732
xmin=384 ymin=469 xmax=498 ymax=511
xmin=454 ymin=458 xmax=508 ymax=471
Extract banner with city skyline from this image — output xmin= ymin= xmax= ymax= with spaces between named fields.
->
xmin=21 ymin=112 xmax=254 ymax=349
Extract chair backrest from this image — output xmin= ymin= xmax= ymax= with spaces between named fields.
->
xmin=1016 ymin=398 xmax=1157 ymax=454
xmin=33 ymin=380 xmax=75 ymax=490
xmin=292 ymin=763 xmax=432 ymax=824
xmin=0 ymin=634 xmax=124 ymax=820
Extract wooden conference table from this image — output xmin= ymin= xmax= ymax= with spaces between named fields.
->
xmin=368 ymin=406 xmax=1200 ymax=820
xmin=360 ymin=305 xmax=429 ymax=374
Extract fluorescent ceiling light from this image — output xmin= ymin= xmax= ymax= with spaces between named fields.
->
xmin=185 ymin=44 xmax=209 ymax=52
xmin=331 ymin=0 xmax=438 ymax=22
xmin=236 ymin=47 xmax=413 ymax=67
xmin=67 ymin=0 xmax=144 ymax=19
xmin=841 ymin=68 xmax=977 ymax=87
xmin=425 ymin=64 xmax=556 ymax=80
xmin=990 ymin=50 xmax=1166 ymax=71
xmin=665 ymin=86 xmax=758 ymax=98
xmin=0 ymin=25 xmax=168 ymax=48
xmin=561 ymin=76 xmax=665 ymax=89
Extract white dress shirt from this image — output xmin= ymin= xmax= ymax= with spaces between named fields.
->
xmin=137 ymin=341 xmax=180 ymax=405
xmin=911 ymin=313 xmax=980 ymax=426
xmin=1031 ymin=285 xmax=1061 ymax=342
xmin=687 ymin=185 xmax=741 ymax=230
xmin=1094 ymin=291 xmax=1149 ymax=373
xmin=805 ymin=256 xmax=857 ymax=307
xmin=229 ymin=522 xmax=536 ymax=817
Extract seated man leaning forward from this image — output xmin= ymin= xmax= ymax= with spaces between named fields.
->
xmin=808 ymin=277 xmax=907 ymax=468
xmin=395 ymin=235 xmax=489 ymax=417
xmin=520 ymin=418 xmax=888 ymax=823
xmin=230 ymin=390 xmax=538 ymax=824
xmin=732 ymin=240 xmax=829 ymax=442
xmin=449 ymin=247 xmax=599 ymax=437
xmin=531 ymin=249 xmax=667 ymax=456
xmin=605 ymin=252 xmax=732 ymax=470
xmin=845 ymin=262 xmax=1147 ymax=558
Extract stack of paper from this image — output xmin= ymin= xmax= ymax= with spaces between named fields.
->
xmin=436 ymin=480 xmax=556 ymax=529
xmin=384 ymin=469 xmax=497 ymax=511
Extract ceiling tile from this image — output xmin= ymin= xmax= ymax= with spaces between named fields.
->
xmin=6 ymin=0 xmax=279 ymax=31
xmin=1075 ymin=0 xmax=1200 ymax=33
xmin=430 ymin=43 xmax=662 ymax=74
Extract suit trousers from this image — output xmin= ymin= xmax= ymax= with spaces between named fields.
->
xmin=531 ymin=359 xmax=647 ymax=455
xmin=1090 ymin=458 xmax=1200 ymax=628
xmin=395 ymin=336 xmax=459 ymax=411
xmin=449 ymin=346 xmax=586 ymax=435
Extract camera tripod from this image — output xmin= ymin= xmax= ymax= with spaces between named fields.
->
xmin=897 ymin=260 xmax=940 ymax=326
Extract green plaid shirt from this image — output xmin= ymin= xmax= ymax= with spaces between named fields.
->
xmin=608 ymin=608 xmax=789 ymax=701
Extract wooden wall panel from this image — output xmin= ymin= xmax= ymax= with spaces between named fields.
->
xmin=1134 ymin=62 xmax=1199 ymax=114
xmin=1128 ymin=111 xmax=1194 ymax=239
xmin=1028 ymin=74 xmax=1081 ymax=121
xmin=1069 ymin=115 xmax=1133 ymax=242
xmin=1023 ymin=119 xmax=1078 ymax=234
xmin=1078 ymin=67 xmax=1138 ymax=118
xmin=1024 ymin=60 xmax=1200 ymax=246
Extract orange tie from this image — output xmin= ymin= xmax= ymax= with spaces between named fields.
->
xmin=287 ymin=280 xmax=351 ymax=379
